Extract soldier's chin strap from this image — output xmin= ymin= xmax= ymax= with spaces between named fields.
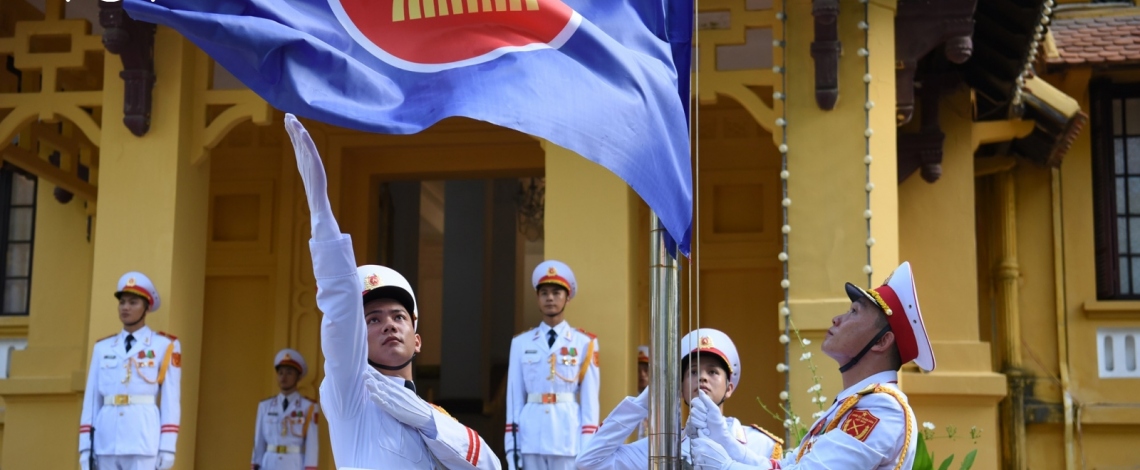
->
xmin=838 ymin=325 xmax=892 ymax=373
xmin=370 ymin=353 xmax=416 ymax=371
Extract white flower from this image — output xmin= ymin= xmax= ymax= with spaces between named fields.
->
xmin=776 ymin=363 xmax=789 ymax=373
xmin=811 ymin=396 xmax=819 ymax=404
xmin=812 ymin=411 xmax=826 ymax=419
xmin=795 ymin=416 xmax=802 ymax=424
xmin=779 ymin=391 xmax=789 ymax=401
xmin=802 ymin=338 xmax=811 ymax=346
xmin=818 ymin=396 xmax=827 ymax=403
xmin=807 ymin=384 xmax=822 ymax=393
xmin=800 ymin=352 xmax=812 ymax=361
xmin=779 ymin=335 xmax=790 ymax=344
xmin=783 ymin=419 xmax=793 ymax=429
xmin=923 ymin=422 xmax=935 ymax=430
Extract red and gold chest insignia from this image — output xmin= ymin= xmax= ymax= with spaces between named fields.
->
xmin=171 ymin=352 xmax=182 ymax=368
xmin=841 ymin=409 xmax=880 ymax=442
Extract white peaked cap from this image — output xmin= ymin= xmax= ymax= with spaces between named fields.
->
xmin=679 ymin=328 xmax=742 ymax=389
xmin=275 ymin=348 xmax=307 ymax=377
xmin=532 ymin=260 xmax=577 ymax=299
xmin=357 ymin=265 xmax=419 ymax=332
xmin=115 ymin=271 xmax=161 ymax=312
xmin=844 ymin=261 xmax=936 ymax=372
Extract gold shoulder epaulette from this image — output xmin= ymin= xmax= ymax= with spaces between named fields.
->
xmin=750 ymin=424 xmax=785 ymax=445
xmin=429 ymin=403 xmax=457 ymax=421
xmin=157 ymin=331 xmax=178 ymax=341
xmin=576 ymin=328 xmax=597 ymax=340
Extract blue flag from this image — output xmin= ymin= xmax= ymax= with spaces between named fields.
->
xmin=124 ymin=0 xmax=693 ymax=253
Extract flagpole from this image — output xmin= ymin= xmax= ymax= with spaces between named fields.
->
xmin=648 ymin=210 xmax=681 ymax=469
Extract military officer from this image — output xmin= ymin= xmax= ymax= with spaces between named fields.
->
xmin=690 ymin=261 xmax=935 ymax=470
xmin=79 ymin=271 xmax=182 ymax=470
xmin=252 ymin=348 xmax=320 ymax=470
xmin=575 ymin=328 xmax=782 ymax=470
xmin=635 ymin=345 xmax=649 ymax=440
xmin=285 ymin=114 xmax=499 ymax=470
xmin=505 ymin=261 xmax=601 ymax=470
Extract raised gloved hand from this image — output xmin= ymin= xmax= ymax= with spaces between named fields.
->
xmin=364 ymin=369 xmax=434 ymax=433
xmin=79 ymin=451 xmax=90 ymax=470
xmin=688 ymin=392 xmax=759 ymax=464
xmin=156 ymin=451 xmax=175 ymax=470
xmin=690 ymin=437 xmax=751 ymax=470
xmin=285 ymin=114 xmax=340 ymax=242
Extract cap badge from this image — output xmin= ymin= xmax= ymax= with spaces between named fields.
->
xmin=699 ymin=336 xmax=714 ymax=349
xmin=284 ymin=353 xmax=292 ymax=360
xmin=126 ymin=278 xmax=136 ymax=287
xmin=548 ymin=267 xmax=557 ymax=276
xmin=365 ymin=273 xmax=381 ymax=290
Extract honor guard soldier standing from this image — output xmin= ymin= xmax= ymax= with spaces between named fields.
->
xmin=285 ymin=114 xmax=499 ymax=470
xmin=505 ymin=261 xmax=601 ymax=470
xmin=251 ymin=348 xmax=320 ymax=470
xmin=690 ymin=262 xmax=935 ymax=470
xmin=635 ymin=345 xmax=649 ymax=440
xmin=576 ymin=328 xmax=782 ymax=470
xmin=79 ymin=272 xmax=182 ymax=470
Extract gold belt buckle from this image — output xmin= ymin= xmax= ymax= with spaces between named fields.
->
xmin=275 ymin=445 xmax=288 ymax=453
xmin=114 ymin=395 xmax=129 ymax=405
xmin=542 ymin=393 xmax=557 ymax=404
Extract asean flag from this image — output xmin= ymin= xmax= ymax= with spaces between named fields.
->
xmin=123 ymin=0 xmax=694 ymax=253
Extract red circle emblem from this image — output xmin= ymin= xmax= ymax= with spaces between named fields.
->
xmin=329 ymin=0 xmax=579 ymax=72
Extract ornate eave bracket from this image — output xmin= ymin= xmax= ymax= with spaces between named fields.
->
xmin=898 ymin=78 xmax=948 ymax=184
xmin=99 ymin=2 xmax=156 ymax=137
xmin=895 ymin=0 xmax=977 ymax=126
xmin=811 ymin=0 xmax=840 ymax=110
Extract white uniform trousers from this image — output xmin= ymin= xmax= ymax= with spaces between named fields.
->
xmin=522 ymin=454 xmax=575 ymax=470
xmin=260 ymin=452 xmax=305 ymax=470
xmin=96 ymin=455 xmax=156 ymax=470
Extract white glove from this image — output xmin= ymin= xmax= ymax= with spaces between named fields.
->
xmin=690 ymin=437 xmax=749 ymax=470
xmin=79 ymin=451 xmax=90 ymax=470
xmin=364 ymin=370 xmax=435 ymax=432
xmin=156 ymin=451 xmax=175 ymax=470
xmin=689 ymin=392 xmax=758 ymax=463
xmin=284 ymin=114 xmax=340 ymax=242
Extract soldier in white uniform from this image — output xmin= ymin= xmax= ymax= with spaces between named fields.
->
xmin=285 ymin=114 xmax=500 ymax=470
xmin=635 ymin=345 xmax=649 ymax=440
xmin=79 ymin=272 xmax=182 ymax=470
xmin=576 ymin=328 xmax=783 ymax=470
xmin=252 ymin=348 xmax=320 ymax=470
xmin=505 ymin=261 xmax=601 ymax=470
xmin=689 ymin=261 xmax=935 ymax=470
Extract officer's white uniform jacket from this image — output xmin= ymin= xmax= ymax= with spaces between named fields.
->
xmin=775 ymin=370 xmax=916 ymax=469
xmin=251 ymin=392 xmax=320 ymax=470
xmin=78 ymin=326 xmax=182 ymax=457
xmin=576 ymin=395 xmax=781 ymax=470
xmin=312 ymin=234 xmax=499 ymax=470
xmin=505 ymin=321 xmax=600 ymax=457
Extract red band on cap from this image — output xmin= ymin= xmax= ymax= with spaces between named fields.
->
xmin=118 ymin=286 xmax=154 ymax=306
xmin=686 ymin=348 xmax=734 ymax=376
xmin=874 ymin=285 xmax=918 ymax=365
xmin=277 ymin=359 xmax=303 ymax=373
xmin=537 ymin=275 xmax=571 ymax=292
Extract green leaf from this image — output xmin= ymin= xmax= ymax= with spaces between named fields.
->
xmin=959 ymin=450 xmax=977 ymax=470
xmin=937 ymin=454 xmax=954 ymax=470
xmin=913 ymin=433 xmax=934 ymax=470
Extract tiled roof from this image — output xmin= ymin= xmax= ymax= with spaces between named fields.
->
xmin=1049 ymin=14 xmax=1140 ymax=66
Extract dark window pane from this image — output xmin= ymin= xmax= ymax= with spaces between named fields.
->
xmin=1121 ymin=256 xmax=1131 ymax=295
xmin=1131 ymin=257 xmax=1140 ymax=296
xmin=1119 ymin=177 xmax=1127 ymax=214
xmin=7 ymin=207 xmax=32 ymax=241
xmin=1114 ymin=98 xmax=1124 ymax=136
xmin=1117 ymin=138 xmax=1125 ymax=173
xmin=5 ymin=243 xmax=29 ymax=277
xmin=3 ymin=280 xmax=27 ymax=314
xmin=1128 ymin=138 xmax=1140 ymax=174
xmin=10 ymin=173 xmax=34 ymax=206
xmin=1130 ymin=218 xmax=1140 ymax=254
xmin=1127 ymin=99 xmax=1140 ymax=135
xmin=1129 ymin=178 xmax=1140 ymax=215
xmin=1121 ymin=216 xmax=1130 ymax=253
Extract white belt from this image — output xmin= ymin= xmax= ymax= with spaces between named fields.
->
xmin=267 ymin=444 xmax=302 ymax=454
xmin=527 ymin=392 xmax=576 ymax=404
xmin=103 ymin=395 xmax=155 ymax=406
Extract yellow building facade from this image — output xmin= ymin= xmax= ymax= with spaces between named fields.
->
xmin=0 ymin=0 xmax=1136 ymax=468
